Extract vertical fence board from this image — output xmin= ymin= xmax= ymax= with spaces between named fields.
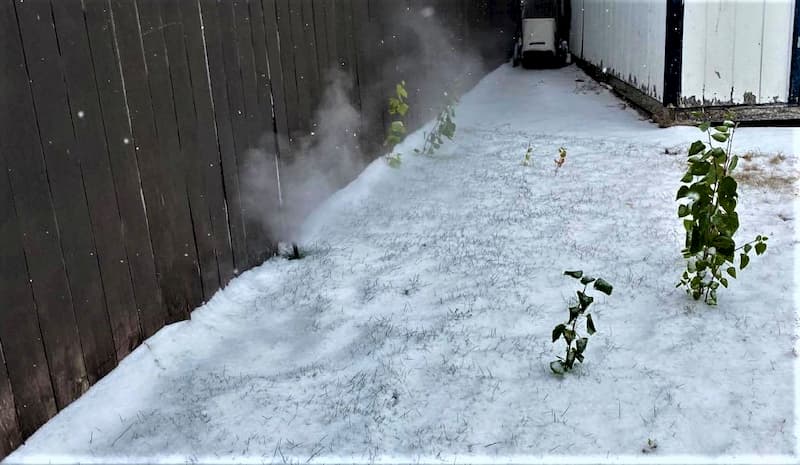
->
xmin=275 ymin=0 xmax=301 ymax=143
xmin=2 ymin=0 xmax=88 ymax=413
xmin=261 ymin=0 xmax=290 ymax=150
xmin=15 ymin=0 xmax=115 ymax=388
xmin=0 ymin=156 xmax=53 ymax=443
xmin=0 ymin=343 xmax=21 ymax=456
xmin=135 ymin=0 xmax=203 ymax=318
xmin=177 ymin=0 xmax=236 ymax=286
xmin=216 ymin=0 xmax=255 ymax=267
xmin=83 ymin=0 xmax=165 ymax=339
xmin=198 ymin=0 xmax=248 ymax=274
xmin=50 ymin=0 xmax=143 ymax=361
xmin=159 ymin=0 xmax=220 ymax=299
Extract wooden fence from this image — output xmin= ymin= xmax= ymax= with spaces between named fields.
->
xmin=0 ymin=0 xmax=516 ymax=456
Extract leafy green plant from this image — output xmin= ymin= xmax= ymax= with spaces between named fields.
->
xmin=553 ymin=147 xmax=567 ymax=174
xmin=676 ymin=118 xmax=768 ymax=304
xmin=551 ymin=270 xmax=613 ymax=374
xmin=415 ymin=95 xmax=457 ymax=156
xmin=521 ymin=144 xmax=533 ymax=166
xmin=384 ymin=81 xmax=409 ymax=167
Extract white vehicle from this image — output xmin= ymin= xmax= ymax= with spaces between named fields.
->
xmin=512 ymin=0 xmax=571 ymax=68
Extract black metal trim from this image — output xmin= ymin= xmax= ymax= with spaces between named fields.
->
xmin=790 ymin=0 xmax=800 ymax=104
xmin=663 ymin=0 xmax=684 ymax=106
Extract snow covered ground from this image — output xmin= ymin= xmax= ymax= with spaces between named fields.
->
xmin=5 ymin=64 xmax=799 ymax=464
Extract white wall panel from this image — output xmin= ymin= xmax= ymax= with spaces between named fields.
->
xmin=681 ymin=0 xmax=793 ymax=105
xmin=571 ymin=0 xmax=666 ymax=101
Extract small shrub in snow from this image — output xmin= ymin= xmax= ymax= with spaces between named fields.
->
xmin=550 ymin=270 xmax=613 ymax=374
xmin=415 ymin=94 xmax=458 ymax=156
xmin=676 ymin=118 xmax=768 ymax=304
xmin=384 ymin=81 xmax=409 ymax=167
xmin=553 ymin=147 xmax=567 ymax=174
xmin=521 ymin=144 xmax=533 ymax=166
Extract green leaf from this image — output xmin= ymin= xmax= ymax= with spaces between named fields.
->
xmin=727 ymin=267 xmax=737 ymax=278
xmin=568 ymin=305 xmax=581 ymax=323
xmin=720 ymin=277 xmax=729 ymax=288
xmin=712 ymin=132 xmax=729 ymax=142
xmin=576 ymin=337 xmax=588 ymax=354
xmin=565 ymin=349 xmax=576 ymax=368
xmin=714 ymin=125 xmax=729 ymax=133
xmin=728 ymin=155 xmax=738 ymax=171
xmin=681 ymin=172 xmax=695 ymax=183
xmin=390 ymin=120 xmax=405 ymax=133
xmin=698 ymin=122 xmax=710 ymax=132
xmin=676 ymin=185 xmax=689 ymax=200
xmin=564 ymin=270 xmax=583 ymax=279
xmin=744 ymin=243 xmax=752 ymax=253
xmin=593 ymin=278 xmax=613 ymax=295
xmin=683 ymin=219 xmax=693 ymax=232
xmin=755 ymin=242 xmax=766 ymax=255
xmin=689 ymin=141 xmax=706 ymax=155
xmin=678 ymin=204 xmax=690 ymax=218
xmin=552 ymin=324 xmax=566 ymax=343
xmin=550 ymin=360 xmax=565 ymax=374
xmin=711 ymin=236 xmax=735 ymax=257
xmin=690 ymin=162 xmax=711 ymax=175
xmin=739 ymin=253 xmax=750 ymax=269
xmin=563 ymin=329 xmax=576 ymax=344
xmin=718 ymin=176 xmax=738 ymax=198
xmin=396 ymin=83 xmax=408 ymax=99
xmin=577 ymin=291 xmax=594 ymax=309
xmin=580 ymin=275 xmax=596 ymax=285
xmin=586 ymin=314 xmax=596 ymax=335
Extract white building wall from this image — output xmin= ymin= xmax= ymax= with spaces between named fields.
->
xmin=570 ymin=0 xmax=667 ymax=102
xmin=681 ymin=0 xmax=795 ymax=105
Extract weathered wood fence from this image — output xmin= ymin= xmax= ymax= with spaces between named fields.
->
xmin=0 ymin=0 xmax=516 ymax=456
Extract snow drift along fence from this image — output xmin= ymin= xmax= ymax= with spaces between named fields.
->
xmin=0 ymin=0 xmax=516 ymax=456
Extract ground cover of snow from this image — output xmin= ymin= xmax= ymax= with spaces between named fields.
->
xmin=5 ymin=64 xmax=798 ymax=464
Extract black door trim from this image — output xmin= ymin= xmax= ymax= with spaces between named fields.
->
xmin=663 ymin=0 xmax=684 ymax=106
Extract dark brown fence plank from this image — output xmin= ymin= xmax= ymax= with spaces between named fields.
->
xmin=0 ymin=156 xmax=53 ymax=445
xmin=216 ymin=0 xmax=256 ymax=267
xmin=15 ymin=0 xmax=116 ymax=388
xmin=1 ymin=0 xmax=88 ymax=412
xmin=233 ymin=0 xmax=276 ymax=264
xmin=159 ymin=0 xmax=220 ymax=299
xmin=261 ymin=0 xmax=290 ymax=150
xmin=82 ymin=0 xmax=165 ymax=340
xmin=50 ymin=0 xmax=143 ymax=362
xmin=312 ymin=0 xmax=330 ymax=77
xmin=274 ymin=0 xmax=301 ymax=143
xmin=177 ymin=0 xmax=236 ymax=287
xmin=198 ymin=0 xmax=248 ymax=274
xmin=135 ymin=0 xmax=204 ymax=316
xmin=245 ymin=0 xmax=281 ymax=259
xmin=0 ymin=342 xmax=21 ymax=456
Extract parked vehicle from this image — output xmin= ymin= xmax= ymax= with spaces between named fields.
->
xmin=512 ymin=0 xmax=571 ymax=68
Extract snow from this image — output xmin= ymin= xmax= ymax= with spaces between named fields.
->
xmin=5 ymin=64 xmax=798 ymax=464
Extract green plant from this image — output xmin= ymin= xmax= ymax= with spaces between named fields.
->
xmin=521 ymin=144 xmax=533 ymax=166
xmin=551 ymin=270 xmax=613 ymax=374
xmin=553 ymin=147 xmax=567 ymax=174
xmin=676 ymin=118 xmax=768 ymax=304
xmin=415 ymin=94 xmax=457 ymax=156
xmin=384 ymin=81 xmax=409 ymax=167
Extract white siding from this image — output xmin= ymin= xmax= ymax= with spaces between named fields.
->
xmin=681 ymin=0 xmax=795 ymax=105
xmin=570 ymin=0 xmax=667 ymax=101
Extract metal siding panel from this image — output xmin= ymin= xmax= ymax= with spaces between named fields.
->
xmin=759 ymin=0 xmax=793 ymax=103
xmin=732 ymin=0 xmax=765 ymax=104
xmin=681 ymin=0 xmax=708 ymax=105
xmin=702 ymin=0 xmax=736 ymax=104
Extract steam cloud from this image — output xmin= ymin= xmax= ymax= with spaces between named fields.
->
xmin=240 ymin=4 xmax=495 ymax=248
